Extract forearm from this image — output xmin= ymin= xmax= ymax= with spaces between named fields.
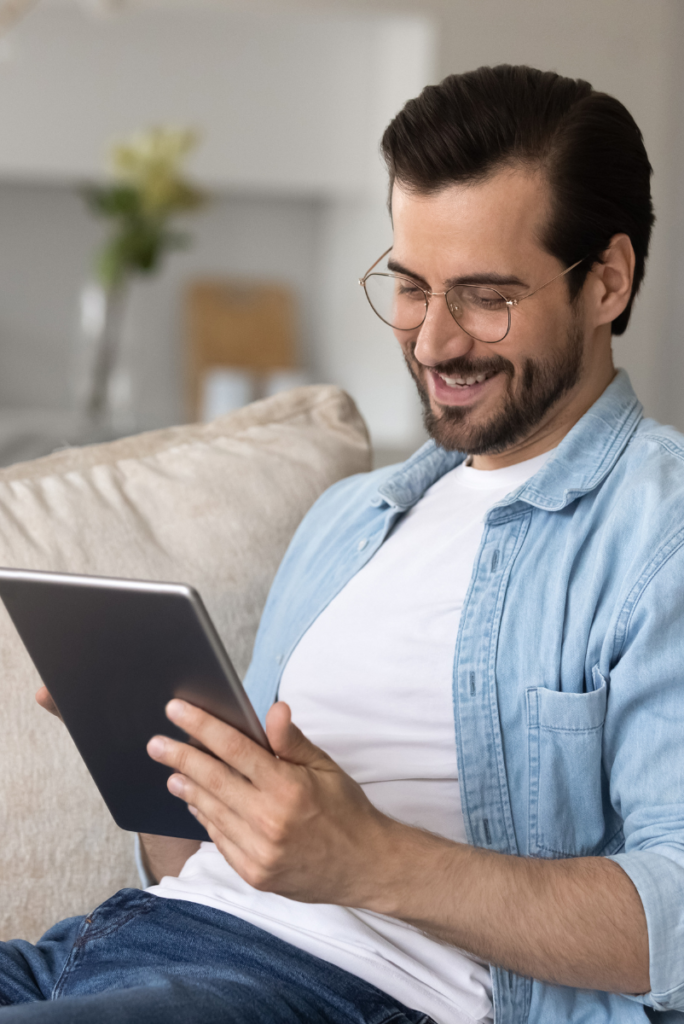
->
xmin=364 ymin=821 xmax=650 ymax=994
xmin=138 ymin=833 xmax=201 ymax=884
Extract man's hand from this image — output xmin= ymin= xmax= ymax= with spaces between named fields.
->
xmin=35 ymin=684 xmax=62 ymax=720
xmin=148 ymin=700 xmax=650 ymax=995
xmin=147 ymin=700 xmax=395 ymax=906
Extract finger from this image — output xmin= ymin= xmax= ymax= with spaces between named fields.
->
xmin=147 ymin=735 xmax=255 ymax=816
xmin=167 ymin=771 xmax=249 ymax=843
xmin=35 ymin=685 xmax=62 ymax=721
xmin=166 ymin=770 xmax=273 ymax=876
xmin=165 ymin=700 xmax=276 ymax=787
xmin=184 ymin=799 xmax=258 ymax=884
xmin=266 ymin=702 xmax=335 ymax=770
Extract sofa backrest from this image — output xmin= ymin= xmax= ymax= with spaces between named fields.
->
xmin=0 ymin=385 xmax=370 ymax=942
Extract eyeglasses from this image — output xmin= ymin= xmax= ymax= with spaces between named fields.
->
xmin=359 ymin=248 xmax=585 ymax=344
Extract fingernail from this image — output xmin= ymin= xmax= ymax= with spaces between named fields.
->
xmin=168 ymin=775 xmax=185 ymax=796
xmin=166 ymin=699 xmax=186 ymax=721
xmin=147 ymin=736 xmax=167 ymax=758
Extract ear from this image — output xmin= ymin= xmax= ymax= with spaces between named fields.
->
xmin=587 ymin=233 xmax=635 ymax=328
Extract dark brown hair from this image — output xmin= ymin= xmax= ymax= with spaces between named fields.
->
xmin=381 ymin=65 xmax=654 ymax=335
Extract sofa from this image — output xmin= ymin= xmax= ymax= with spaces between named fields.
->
xmin=0 ymin=385 xmax=371 ymax=943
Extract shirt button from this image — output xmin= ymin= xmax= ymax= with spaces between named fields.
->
xmin=357 ymin=539 xmax=368 ymax=551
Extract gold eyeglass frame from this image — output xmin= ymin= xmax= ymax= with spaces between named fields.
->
xmin=359 ymin=247 xmax=586 ymax=343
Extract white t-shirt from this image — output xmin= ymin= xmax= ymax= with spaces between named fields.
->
xmin=151 ymin=448 xmax=554 ymax=1024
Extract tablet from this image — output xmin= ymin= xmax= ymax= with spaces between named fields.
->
xmin=0 ymin=567 xmax=270 ymax=841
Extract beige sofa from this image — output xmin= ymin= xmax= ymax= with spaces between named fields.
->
xmin=0 ymin=385 xmax=371 ymax=944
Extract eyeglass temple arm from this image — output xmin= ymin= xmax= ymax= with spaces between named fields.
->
xmin=359 ymin=246 xmax=393 ymax=284
xmin=515 ymin=256 xmax=586 ymax=303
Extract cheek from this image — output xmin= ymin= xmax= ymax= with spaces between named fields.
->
xmin=503 ymin=301 xmax=566 ymax=362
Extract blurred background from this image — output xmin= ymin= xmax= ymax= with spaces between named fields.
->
xmin=0 ymin=0 xmax=680 ymax=467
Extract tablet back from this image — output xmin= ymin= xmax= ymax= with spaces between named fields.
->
xmin=0 ymin=569 xmax=268 ymax=841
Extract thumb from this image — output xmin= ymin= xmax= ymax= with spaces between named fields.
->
xmin=266 ymin=701 xmax=333 ymax=769
xmin=35 ymin=685 xmax=63 ymax=721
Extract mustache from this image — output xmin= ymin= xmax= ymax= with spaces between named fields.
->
xmin=408 ymin=346 xmax=515 ymax=379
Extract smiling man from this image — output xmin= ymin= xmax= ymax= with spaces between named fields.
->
xmin=375 ymin=167 xmax=618 ymax=464
xmin=7 ymin=65 xmax=684 ymax=1024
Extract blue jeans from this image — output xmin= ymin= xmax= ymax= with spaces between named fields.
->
xmin=0 ymin=889 xmax=436 ymax=1023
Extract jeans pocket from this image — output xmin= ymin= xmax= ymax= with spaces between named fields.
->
xmin=527 ymin=667 xmax=608 ymax=858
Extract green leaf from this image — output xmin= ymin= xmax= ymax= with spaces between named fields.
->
xmin=82 ymin=184 xmax=143 ymax=219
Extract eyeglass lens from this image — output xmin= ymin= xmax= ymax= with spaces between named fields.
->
xmin=363 ymin=273 xmax=510 ymax=343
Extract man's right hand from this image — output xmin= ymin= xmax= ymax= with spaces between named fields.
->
xmin=35 ymin=685 xmax=62 ymax=721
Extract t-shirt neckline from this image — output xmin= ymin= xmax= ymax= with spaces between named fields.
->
xmin=455 ymin=447 xmax=556 ymax=491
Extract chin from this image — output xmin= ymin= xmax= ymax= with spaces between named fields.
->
xmin=423 ymin=405 xmax=508 ymax=455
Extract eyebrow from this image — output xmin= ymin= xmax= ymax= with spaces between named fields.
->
xmin=386 ymin=258 xmax=529 ymax=291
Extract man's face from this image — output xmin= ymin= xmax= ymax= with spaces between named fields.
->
xmin=389 ymin=169 xmax=589 ymax=455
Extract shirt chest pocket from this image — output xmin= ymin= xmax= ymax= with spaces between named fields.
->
xmin=526 ymin=669 xmax=612 ymax=858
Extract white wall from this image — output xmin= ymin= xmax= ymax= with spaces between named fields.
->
xmin=0 ymin=6 xmax=369 ymax=195
xmin=317 ymin=15 xmax=435 ymax=447
xmin=659 ymin=0 xmax=684 ymax=430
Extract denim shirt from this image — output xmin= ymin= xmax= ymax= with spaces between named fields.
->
xmin=244 ymin=370 xmax=684 ymax=1024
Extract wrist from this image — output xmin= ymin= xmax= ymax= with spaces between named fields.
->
xmin=359 ymin=816 xmax=461 ymax=920
xmin=139 ymin=833 xmax=201 ymax=882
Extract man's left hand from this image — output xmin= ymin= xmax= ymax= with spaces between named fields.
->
xmin=147 ymin=700 xmax=393 ymax=906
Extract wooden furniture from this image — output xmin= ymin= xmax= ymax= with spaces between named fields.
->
xmin=186 ymin=280 xmax=298 ymax=420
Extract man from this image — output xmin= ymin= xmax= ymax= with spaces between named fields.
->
xmin=6 ymin=64 xmax=684 ymax=1023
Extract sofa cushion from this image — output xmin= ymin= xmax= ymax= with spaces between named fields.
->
xmin=0 ymin=385 xmax=370 ymax=943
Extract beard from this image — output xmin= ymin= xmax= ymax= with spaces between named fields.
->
xmin=404 ymin=314 xmax=584 ymax=455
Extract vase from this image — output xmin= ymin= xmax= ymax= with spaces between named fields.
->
xmin=75 ymin=280 xmax=136 ymax=436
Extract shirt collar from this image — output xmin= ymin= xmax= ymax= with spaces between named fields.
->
xmin=375 ymin=369 xmax=643 ymax=513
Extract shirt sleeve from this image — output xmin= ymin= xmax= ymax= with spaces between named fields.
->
xmin=604 ymin=530 xmax=684 ymax=1010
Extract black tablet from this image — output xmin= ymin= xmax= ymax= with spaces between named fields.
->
xmin=0 ymin=567 xmax=270 ymax=841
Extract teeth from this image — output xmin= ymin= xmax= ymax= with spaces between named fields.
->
xmin=438 ymin=371 xmax=493 ymax=387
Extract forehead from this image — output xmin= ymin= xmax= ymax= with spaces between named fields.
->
xmin=390 ymin=167 xmax=552 ymax=274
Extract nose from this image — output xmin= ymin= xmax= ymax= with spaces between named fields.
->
xmin=411 ymin=294 xmax=476 ymax=368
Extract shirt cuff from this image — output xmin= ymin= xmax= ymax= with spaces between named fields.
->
xmin=608 ymin=848 xmax=684 ymax=1010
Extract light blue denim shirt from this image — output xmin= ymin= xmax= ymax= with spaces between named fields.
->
xmin=244 ymin=370 xmax=684 ymax=1024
